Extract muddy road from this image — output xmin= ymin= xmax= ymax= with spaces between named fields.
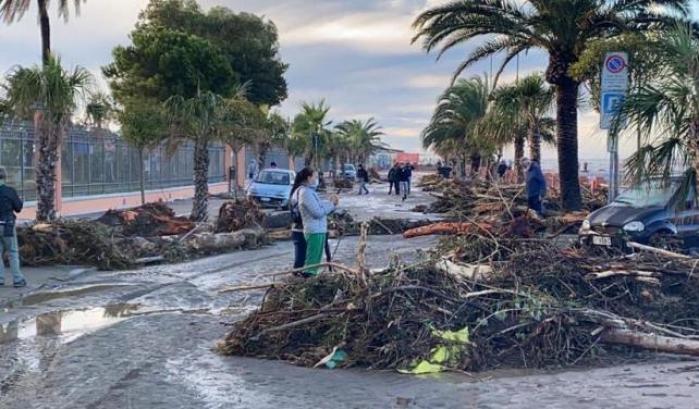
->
xmin=1 ymin=186 xmax=698 ymax=408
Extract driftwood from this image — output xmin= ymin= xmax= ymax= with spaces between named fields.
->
xmin=602 ymin=329 xmax=699 ymax=357
xmin=627 ymin=241 xmax=691 ymax=259
xmin=403 ymin=222 xmax=493 ymax=239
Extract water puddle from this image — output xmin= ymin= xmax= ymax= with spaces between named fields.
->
xmin=0 ymin=303 xmax=140 ymax=345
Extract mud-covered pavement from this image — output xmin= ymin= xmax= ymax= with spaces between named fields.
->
xmin=1 ymin=185 xmax=698 ymax=409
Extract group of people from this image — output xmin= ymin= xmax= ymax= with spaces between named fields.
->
xmin=387 ymin=162 xmax=415 ymax=201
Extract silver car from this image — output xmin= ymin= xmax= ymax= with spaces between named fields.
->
xmin=247 ymin=169 xmax=296 ymax=209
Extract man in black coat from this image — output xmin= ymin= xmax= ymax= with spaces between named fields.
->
xmin=387 ymin=163 xmax=401 ymax=195
xmin=357 ymin=164 xmax=370 ymax=195
xmin=0 ymin=167 xmax=26 ymax=287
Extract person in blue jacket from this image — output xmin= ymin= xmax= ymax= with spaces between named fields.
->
xmin=521 ymin=158 xmax=546 ymax=216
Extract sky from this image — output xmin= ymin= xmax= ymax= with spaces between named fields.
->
xmin=0 ymin=0 xmax=697 ymax=164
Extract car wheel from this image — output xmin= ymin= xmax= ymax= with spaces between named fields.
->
xmin=648 ymin=231 xmax=683 ymax=251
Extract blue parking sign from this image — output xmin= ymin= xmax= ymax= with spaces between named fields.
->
xmin=600 ymin=92 xmax=626 ymax=129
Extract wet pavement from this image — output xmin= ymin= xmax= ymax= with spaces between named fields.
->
xmin=1 ymin=188 xmax=698 ymax=408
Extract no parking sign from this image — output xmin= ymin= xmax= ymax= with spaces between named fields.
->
xmin=600 ymin=52 xmax=629 ymax=130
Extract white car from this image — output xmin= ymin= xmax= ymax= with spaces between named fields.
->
xmin=247 ymin=169 xmax=296 ymax=209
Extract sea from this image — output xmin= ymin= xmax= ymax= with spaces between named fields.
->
xmin=541 ymin=158 xmax=612 ymax=180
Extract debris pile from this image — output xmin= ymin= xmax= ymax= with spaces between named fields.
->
xmin=328 ymin=211 xmax=433 ymax=236
xmin=219 ymin=240 xmax=699 ymax=372
xmin=18 ymin=220 xmax=133 ymax=270
xmin=216 ymin=199 xmax=266 ymax=233
xmin=18 ymin=201 xmax=268 ymax=270
xmin=368 ymin=168 xmax=381 ymax=182
xmin=333 ymin=178 xmax=353 ymax=189
xmin=97 ymin=202 xmax=194 ymax=237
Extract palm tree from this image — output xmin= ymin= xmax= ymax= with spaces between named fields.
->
xmin=85 ymin=92 xmax=114 ymax=130
xmin=336 ymin=118 xmax=385 ymax=164
xmin=165 ymin=89 xmax=244 ymax=221
xmin=0 ymin=0 xmax=86 ymax=64
xmin=422 ymin=76 xmax=490 ymax=178
xmin=3 ymin=56 xmax=91 ymax=221
xmin=413 ymin=0 xmax=690 ymax=210
xmin=291 ymin=100 xmax=332 ymax=168
xmin=622 ymin=24 xmax=699 ymax=194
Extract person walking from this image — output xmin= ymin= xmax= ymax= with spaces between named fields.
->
xmin=247 ymin=160 xmax=258 ymax=181
xmin=290 ymin=169 xmax=334 ymax=273
xmin=0 ymin=167 xmax=26 ymax=288
xmin=521 ymin=158 xmax=546 ymax=217
xmin=387 ymin=163 xmax=400 ymax=195
xmin=297 ymin=168 xmax=338 ymax=276
xmin=406 ymin=163 xmax=415 ymax=195
xmin=399 ymin=163 xmax=410 ymax=202
xmin=497 ymin=160 xmax=508 ymax=180
xmin=357 ymin=164 xmax=369 ymax=195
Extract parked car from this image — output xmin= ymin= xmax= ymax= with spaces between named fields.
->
xmin=579 ymin=178 xmax=698 ymax=249
xmin=342 ymin=164 xmax=357 ymax=181
xmin=246 ymin=168 xmax=296 ymax=209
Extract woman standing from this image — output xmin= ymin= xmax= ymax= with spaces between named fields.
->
xmin=290 ymin=168 xmax=338 ymax=275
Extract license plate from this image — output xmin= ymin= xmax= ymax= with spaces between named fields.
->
xmin=592 ymin=235 xmax=612 ymax=246
xmin=260 ymin=197 xmax=271 ymax=202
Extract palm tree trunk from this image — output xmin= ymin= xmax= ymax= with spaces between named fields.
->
xmin=691 ymin=118 xmax=699 ymax=183
xmin=555 ymin=79 xmax=582 ymax=211
xmin=514 ymin=134 xmax=524 ymax=183
xmin=38 ymin=0 xmax=51 ymax=65
xmin=138 ymin=148 xmax=146 ymax=205
xmin=191 ymin=137 xmax=210 ymax=222
xmin=528 ymin=120 xmax=541 ymax=163
xmin=35 ymin=114 xmax=58 ymax=222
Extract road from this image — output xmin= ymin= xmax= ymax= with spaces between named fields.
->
xmin=1 ymin=186 xmax=698 ymax=409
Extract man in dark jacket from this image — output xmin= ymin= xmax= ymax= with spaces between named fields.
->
xmin=399 ymin=163 xmax=410 ymax=202
xmin=406 ymin=163 xmax=414 ymax=195
xmin=357 ymin=164 xmax=370 ymax=195
xmin=0 ymin=167 xmax=26 ymax=287
xmin=522 ymin=158 xmax=546 ymax=217
xmin=387 ymin=163 xmax=401 ymax=195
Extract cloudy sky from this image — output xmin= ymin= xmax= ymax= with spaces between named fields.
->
xmin=1 ymin=0 xmax=697 ymax=164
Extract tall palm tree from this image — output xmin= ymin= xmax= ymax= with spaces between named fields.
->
xmin=490 ymin=74 xmax=554 ymax=176
xmin=84 ymin=92 xmax=114 ymax=130
xmin=622 ymin=24 xmax=699 ymax=194
xmin=413 ymin=0 xmax=690 ymax=210
xmin=165 ymin=89 xmax=245 ymax=221
xmin=1 ymin=0 xmax=86 ymax=64
xmin=3 ymin=56 xmax=91 ymax=221
xmin=291 ymin=100 xmax=332 ymax=168
xmin=336 ymin=118 xmax=385 ymax=164
xmin=422 ymin=76 xmax=491 ymax=177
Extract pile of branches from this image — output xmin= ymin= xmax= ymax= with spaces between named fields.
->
xmin=368 ymin=168 xmax=381 ymax=182
xmin=18 ymin=221 xmax=134 ymax=270
xmin=97 ymin=202 xmax=194 ymax=237
xmin=220 ymin=240 xmax=699 ymax=372
xmin=333 ymin=178 xmax=353 ymax=189
xmin=329 ymin=211 xmax=433 ymax=236
xmin=216 ymin=199 xmax=266 ymax=233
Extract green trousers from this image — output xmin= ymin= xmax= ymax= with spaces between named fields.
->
xmin=304 ymin=233 xmax=327 ymax=276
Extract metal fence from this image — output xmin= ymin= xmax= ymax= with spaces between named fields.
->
xmin=0 ymin=122 xmax=225 ymax=201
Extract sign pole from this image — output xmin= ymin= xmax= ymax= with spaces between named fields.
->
xmin=600 ymin=52 xmax=629 ymax=203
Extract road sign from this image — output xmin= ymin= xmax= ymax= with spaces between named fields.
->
xmin=600 ymin=92 xmax=626 ymax=130
xmin=600 ymin=52 xmax=629 ymax=130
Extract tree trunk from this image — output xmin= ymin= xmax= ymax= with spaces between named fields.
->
xmin=38 ymin=0 xmax=51 ymax=65
xmin=691 ymin=118 xmax=699 ymax=185
xmin=528 ymin=119 xmax=541 ymax=163
xmin=35 ymin=113 xmax=58 ymax=222
xmin=514 ymin=134 xmax=524 ymax=183
xmin=191 ymin=138 xmax=210 ymax=222
xmin=138 ymin=148 xmax=146 ymax=205
xmin=555 ymin=79 xmax=582 ymax=210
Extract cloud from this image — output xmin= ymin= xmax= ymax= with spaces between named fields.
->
xmin=406 ymin=74 xmax=452 ymax=89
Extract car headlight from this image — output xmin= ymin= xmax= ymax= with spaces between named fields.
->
xmin=623 ymin=221 xmax=645 ymax=232
xmin=581 ymin=219 xmax=590 ymax=231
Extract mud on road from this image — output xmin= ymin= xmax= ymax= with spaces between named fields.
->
xmin=1 ymin=187 xmax=698 ymax=408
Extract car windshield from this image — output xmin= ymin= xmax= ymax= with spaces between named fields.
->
xmin=255 ymin=171 xmax=290 ymax=186
xmin=343 ymin=165 xmax=355 ymax=171
xmin=614 ymin=182 xmax=678 ymax=208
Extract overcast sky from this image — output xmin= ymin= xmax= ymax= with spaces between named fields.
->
xmin=1 ymin=0 xmax=697 ymax=163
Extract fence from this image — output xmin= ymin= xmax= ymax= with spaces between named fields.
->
xmin=0 ymin=122 xmax=225 ymax=201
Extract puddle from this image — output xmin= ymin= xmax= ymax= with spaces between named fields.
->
xmin=0 ymin=303 xmax=140 ymax=345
